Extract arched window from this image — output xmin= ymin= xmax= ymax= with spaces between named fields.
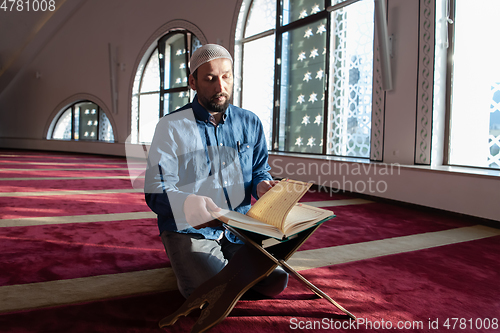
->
xmin=235 ymin=0 xmax=375 ymax=158
xmin=48 ymin=100 xmax=114 ymax=142
xmin=131 ymin=30 xmax=202 ymax=144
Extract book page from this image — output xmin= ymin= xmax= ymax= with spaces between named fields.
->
xmin=212 ymin=208 xmax=285 ymax=239
xmin=246 ymin=179 xmax=312 ymax=230
xmin=212 ymin=209 xmax=275 ymax=230
xmin=282 ymin=204 xmax=334 ymax=234
xmin=284 ymin=204 xmax=326 ymax=225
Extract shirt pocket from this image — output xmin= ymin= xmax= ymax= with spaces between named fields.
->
xmin=237 ymin=142 xmax=253 ymax=181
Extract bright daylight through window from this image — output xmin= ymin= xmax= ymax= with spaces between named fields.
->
xmin=50 ymin=101 xmax=114 ymax=142
xmin=236 ymin=0 xmax=375 ymax=158
xmin=131 ymin=31 xmax=201 ymax=144
xmin=448 ymin=0 xmax=500 ymax=169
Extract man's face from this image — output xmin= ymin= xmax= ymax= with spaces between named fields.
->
xmin=189 ymin=58 xmax=233 ymax=113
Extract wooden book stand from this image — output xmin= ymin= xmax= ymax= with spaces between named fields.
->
xmin=159 ymin=224 xmax=355 ymax=332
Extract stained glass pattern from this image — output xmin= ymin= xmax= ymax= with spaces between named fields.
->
xmin=164 ymin=91 xmax=190 ymax=116
xmin=327 ymin=2 xmax=374 ymax=157
xmin=192 ymin=36 xmax=202 ymax=54
xmin=52 ymin=109 xmax=72 ymax=140
xmin=282 ymin=0 xmax=324 ymax=26
xmin=238 ymin=0 xmax=374 ymax=157
xmin=164 ymin=35 xmax=188 ymax=90
xmin=99 ymin=111 xmax=115 ymax=142
xmin=50 ymin=102 xmax=114 ymax=142
xmin=132 ymin=29 xmax=201 ymax=144
xmin=245 ymin=0 xmax=276 ymax=37
xmin=78 ymin=102 xmax=98 ymax=141
xmin=280 ymin=19 xmax=327 ymax=153
xmin=489 ymin=83 xmax=500 ymax=168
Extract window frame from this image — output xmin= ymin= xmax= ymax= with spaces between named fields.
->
xmin=272 ymin=4 xmax=331 ymax=155
xmin=158 ymin=30 xmax=199 ymax=117
xmin=237 ymin=0 xmax=380 ymax=159
xmin=49 ymin=100 xmax=114 ymax=142
xmin=443 ymin=0 xmax=455 ymax=166
xmin=131 ymin=25 xmax=206 ymax=144
xmin=441 ymin=0 xmax=500 ymax=170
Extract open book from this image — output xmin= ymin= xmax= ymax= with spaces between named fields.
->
xmin=212 ymin=179 xmax=335 ymax=240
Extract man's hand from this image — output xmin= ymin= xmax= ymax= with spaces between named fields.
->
xmin=256 ymin=180 xmax=280 ymax=198
xmin=184 ymin=194 xmax=221 ymax=229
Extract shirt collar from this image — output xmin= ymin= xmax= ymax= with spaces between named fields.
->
xmin=192 ymin=94 xmax=229 ymax=125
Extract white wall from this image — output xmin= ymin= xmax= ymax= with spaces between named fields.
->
xmin=383 ymin=0 xmax=419 ymax=165
xmin=268 ymin=154 xmax=500 ymax=222
xmin=0 ymin=0 xmax=239 ymax=145
xmin=0 ymin=0 xmax=498 ymax=222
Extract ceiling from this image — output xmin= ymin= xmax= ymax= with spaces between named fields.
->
xmin=0 ymin=0 xmax=85 ymax=96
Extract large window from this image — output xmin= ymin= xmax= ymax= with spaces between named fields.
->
xmin=446 ymin=0 xmax=500 ymax=169
xmin=131 ymin=30 xmax=202 ymax=143
xmin=235 ymin=0 xmax=375 ymax=157
xmin=49 ymin=101 xmax=114 ymax=142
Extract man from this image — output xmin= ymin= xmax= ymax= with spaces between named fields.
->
xmin=145 ymin=44 xmax=288 ymax=299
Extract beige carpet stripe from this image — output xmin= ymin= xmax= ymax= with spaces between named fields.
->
xmin=0 ymin=176 xmax=141 ymax=181
xmin=0 ymin=161 xmax=130 ymax=166
xmin=0 ymin=168 xmax=144 ymax=172
xmin=0 ymin=154 xmax=126 ymax=160
xmin=0 ymin=188 xmax=142 ymax=197
xmin=288 ymin=224 xmax=500 ymax=271
xmin=0 ymin=268 xmax=177 ymax=313
xmin=0 ymin=212 xmax=156 ymax=228
xmin=0 ymin=199 xmax=367 ymax=227
xmin=1 ymin=225 xmax=499 ymax=313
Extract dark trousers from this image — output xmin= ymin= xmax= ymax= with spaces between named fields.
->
xmin=161 ymin=231 xmax=289 ymax=298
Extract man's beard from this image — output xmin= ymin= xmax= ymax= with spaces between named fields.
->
xmin=204 ymin=93 xmax=231 ymax=113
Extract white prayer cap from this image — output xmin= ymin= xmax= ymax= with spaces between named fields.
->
xmin=189 ymin=44 xmax=233 ymax=74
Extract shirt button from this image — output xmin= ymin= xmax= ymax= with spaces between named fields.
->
xmin=246 ymin=145 xmax=250 ymax=148
xmin=224 ymin=181 xmax=227 ymax=185
xmin=222 ymin=162 xmax=226 ymax=165
xmin=220 ymin=143 xmax=223 ymax=146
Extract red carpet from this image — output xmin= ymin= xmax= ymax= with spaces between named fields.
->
xmin=0 ymin=159 xmax=129 ymax=169
xmin=1 ymin=149 xmax=499 ymax=332
xmin=0 ymin=192 xmax=150 ymax=219
xmin=300 ymin=202 xmax=474 ymax=250
xmin=1 ymin=236 xmax=499 ymax=333
xmin=0 ymin=178 xmax=138 ymax=192
xmin=0 ymin=169 xmax=132 ymax=178
xmin=0 ymin=219 xmax=165 ymax=286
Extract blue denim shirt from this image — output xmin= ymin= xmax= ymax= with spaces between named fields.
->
xmin=144 ymin=96 xmax=272 ymax=241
